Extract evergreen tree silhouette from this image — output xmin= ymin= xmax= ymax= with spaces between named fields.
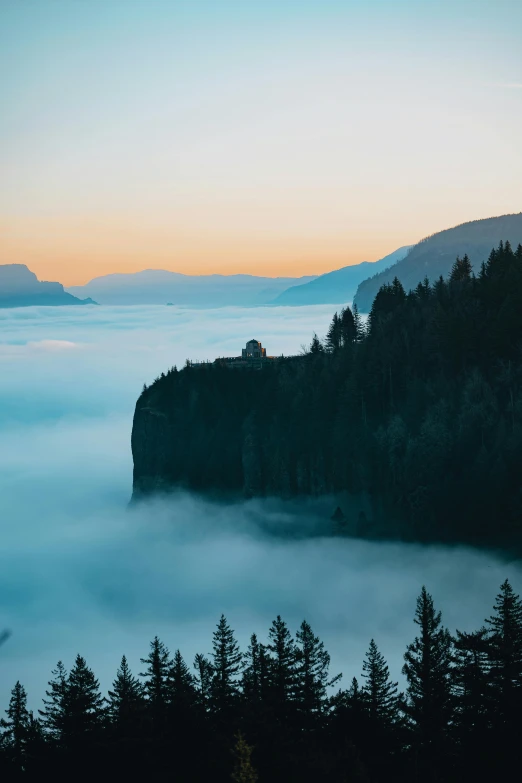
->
xmin=38 ymin=661 xmax=69 ymax=743
xmin=486 ymin=579 xmax=522 ymax=736
xmin=140 ymin=636 xmax=172 ymax=733
xmin=0 ymin=681 xmax=32 ymax=771
xmin=65 ymin=654 xmax=105 ymax=747
xmin=266 ymin=616 xmax=296 ymax=721
xmin=211 ymin=615 xmax=242 ymax=716
xmin=340 ymin=306 xmax=357 ymax=345
xmin=194 ymin=653 xmax=214 ymax=711
xmin=294 ymin=620 xmax=340 ymax=727
xmin=309 ymin=333 xmax=324 ymax=353
xmin=325 ymin=312 xmax=342 ymax=352
xmin=107 ymin=655 xmax=145 ymax=733
xmin=361 ymin=639 xmax=399 ymax=729
xmin=402 ymin=587 xmax=453 ymax=771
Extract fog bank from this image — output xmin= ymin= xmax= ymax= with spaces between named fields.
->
xmin=0 ymin=304 xmax=520 ymax=708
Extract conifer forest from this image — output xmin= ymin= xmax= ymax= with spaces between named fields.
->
xmin=135 ymin=242 xmax=522 ymax=551
xmin=2 ymin=580 xmax=522 ymax=782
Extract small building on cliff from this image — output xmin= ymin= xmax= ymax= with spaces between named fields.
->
xmin=191 ymin=339 xmax=276 ymax=369
xmin=242 ymin=339 xmax=266 ymax=360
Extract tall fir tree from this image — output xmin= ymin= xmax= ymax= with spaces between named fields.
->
xmin=194 ymin=653 xmax=214 ymax=711
xmin=211 ymin=615 xmax=242 ymax=716
xmin=140 ymin=636 xmax=172 ymax=732
xmin=452 ymin=627 xmax=491 ymax=776
xmin=169 ymin=649 xmax=198 ymax=715
xmin=266 ymin=616 xmax=296 ymax=721
xmin=325 ymin=313 xmax=342 ymax=352
xmin=242 ymin=633 xmax=264 ymax=707
xmin=485 ymin=580 xmax=522 ymax=726
xmin=65 ymin=654 xmax=105 ymax=746
xmin=361 ymin=639 xmax=400 ymax=730
xmin=38 ymin=661 xmax=69 ymax=743
xmin=402 ymin=587 xmax=454 ymax=765
xmin=309 ymin=333 xmax=324 ymax=354
xmin=0 ymin=681 xmax=32 ymax=770
xmin=294 ymin=620 xmax=340 ymax=726
xmin=340 ymin=306 xmax=357 ymax=345
xmin=107 ymin=655 xmax=145 ymax=734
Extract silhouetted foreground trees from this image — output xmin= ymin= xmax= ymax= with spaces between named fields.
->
xmin=134 ymin=241 xmax=522 ymax=550
xmin=2 ymin=580 xmax=522 ymax=781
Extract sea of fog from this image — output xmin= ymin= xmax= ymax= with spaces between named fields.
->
xmin=0 ymin=303 xmax=521 ymax=709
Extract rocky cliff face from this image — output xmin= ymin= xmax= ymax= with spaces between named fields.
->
xmin=0 ymin=264 xmax=96 ymax=307
xmin=131 ymin=402 xmax=176 ymax=496
xmin=130 ymin=359 xmax=345 ymax=504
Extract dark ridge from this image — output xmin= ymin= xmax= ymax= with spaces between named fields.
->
xmin=354 ymin=212 xmax=522 ymax=312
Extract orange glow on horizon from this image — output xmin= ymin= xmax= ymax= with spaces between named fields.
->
xmin=0 ymin=215 xmax=412 ymax=286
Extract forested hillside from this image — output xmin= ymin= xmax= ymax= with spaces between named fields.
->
xmin=3 ymin=581 xmax=522 ymax=782
xmin=133 ymin=241 xmax=522 ymax=549
xmin=354 ymin=213 xmax=522 ymax=312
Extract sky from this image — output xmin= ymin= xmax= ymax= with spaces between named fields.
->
xmin=1 ymin=302 xmax=521 ymax=709
xmin=1 ymin=0 xmax=522 ymax=285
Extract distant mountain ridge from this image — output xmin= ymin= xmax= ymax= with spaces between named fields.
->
xmin=354 ymin=213 xmax=522 ymax=312
xmin=272 ymin=246 xmax=412 ymax=306
xmin=0 ymin=265 xmax=95 ymax=308
xmin=67 ymin=270 xmax=318 ymax=307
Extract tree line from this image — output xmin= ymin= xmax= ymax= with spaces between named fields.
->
xmin=134 ymin=240 xmax=522 ymax=550
xmin=2 ymin=579 xmax=522 ymax=781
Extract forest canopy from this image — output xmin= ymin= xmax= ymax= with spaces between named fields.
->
xmin=2 ymin=580 xmax=522 ymax=782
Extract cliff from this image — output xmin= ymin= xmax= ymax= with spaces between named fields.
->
xmin=132 ymin=240 xmax=522 ymax=550
xmin=0 ymin=264 xmax=96 ymax=308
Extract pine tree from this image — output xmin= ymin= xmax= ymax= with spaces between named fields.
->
xmin=452 ymin=626 xmax=491 ymax=774
xmin=450 ymin=254 xmax=473 ymax=283
xmin=402 ymin=587 xmax=453 ymax=762
xmin=231 ymin=731 xmax=258 ymax=783
xmin=294 ymin=620 xmax=340 ymax=726
xmin=170 ymin=649 xmax=198 ymax=714
xmin=310 ymin=333 xmax=324 ymax=354
xmin=485 ymin=579 xmax=522 ymax=726
xmin=211 ymin=615 xmax=242 ymax=715
xmin=242 ymin=634 xmax=263 ymax=706
xmin=140 ymin=636 xmax=172 ymax=731
xmin=325 ymin=313 xmax=342 ymax=352
xmin=107 ymin=655 xmax=145 ymax=733
xmin=352 ymin=302 xmax=364 ymax=342
xmin=39 ymin=661 xmax=69 ymax=742
xmin=266 ymin=616 xmax=296 ymax=720
xmin=340 ymin=306 xmax=357 ymax=345
xmin=66 ymin=654 xmax=105 ymax=745
xmin=0 ymin=681 xmax=31 ymax=769
xmin=361 ymin=639 xmax=399 ymax=730
xmin=194 ymin=653 xmax=214 ymax=710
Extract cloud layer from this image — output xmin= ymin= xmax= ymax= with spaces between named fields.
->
xmin=0 ymin=304 xmax=520 ymax=709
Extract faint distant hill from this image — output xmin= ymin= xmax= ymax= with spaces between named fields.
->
xmin=0 ymin=265 xmax=96 ymax=308
xmin=272 ymin=246 xmax=412 ymax=306
xmin=354 ymin=213 xmax=522 ymax=312
xmin=67 ymin=270 xmax=317 ymax=307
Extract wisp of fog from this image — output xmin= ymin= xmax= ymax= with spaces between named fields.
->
xmin=0 ymin=304 xmax=520 ymax=708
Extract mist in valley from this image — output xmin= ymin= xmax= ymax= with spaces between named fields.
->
xmin=1 ymin=303 xmax=520 ymax=709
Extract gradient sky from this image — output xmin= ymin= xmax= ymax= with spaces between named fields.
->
xmin=1 ymin=0 xmax=521 ymax=285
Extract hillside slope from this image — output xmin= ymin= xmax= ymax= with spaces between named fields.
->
xmin=0 ymin=265 xmax=95 ymax=308
xmin=354 ymin=213 xmax=522 ymax=312
xmin=273 ymin=246 xmax=411 ymax=306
